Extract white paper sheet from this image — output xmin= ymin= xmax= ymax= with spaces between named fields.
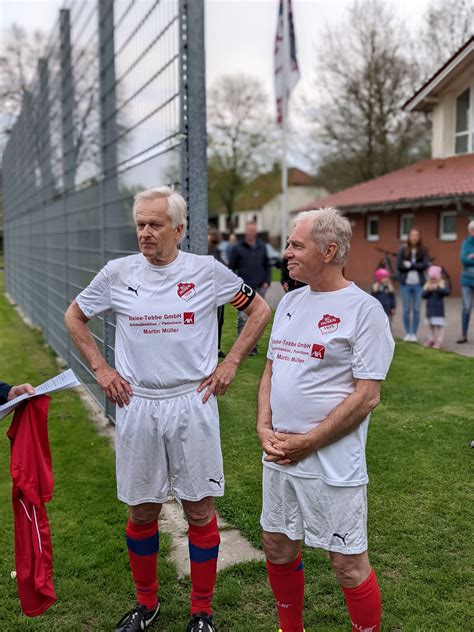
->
xmin=0 ymin=369 xmax=81 ymax=420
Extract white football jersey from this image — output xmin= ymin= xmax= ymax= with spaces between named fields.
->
xmin=76 ymin=251 xmax=243 ymax=389
xmin=266 ymin=282 xmax=394 ymax=486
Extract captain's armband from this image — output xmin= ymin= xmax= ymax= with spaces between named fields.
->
xmin=229 ymin=283 xmax=256 ymax=311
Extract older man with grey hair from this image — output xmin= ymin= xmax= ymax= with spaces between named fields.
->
xmin=257 ymin=207 xmax=394 ymax=632
xmin=65 ymin=186 xmax=270 ymax=632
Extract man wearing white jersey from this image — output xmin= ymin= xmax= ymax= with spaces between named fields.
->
xmin=257 ymin=208 xmax=394 ymax=632
xmin=65 ymin=187 xmax=270 ymax=632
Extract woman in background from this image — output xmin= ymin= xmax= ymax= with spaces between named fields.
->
xmin=396 ymin=228 xmax=429 ymax=342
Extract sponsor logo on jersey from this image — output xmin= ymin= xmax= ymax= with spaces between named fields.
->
xmin=177 ymin=282 xmax=196 ymax=302
xmin=127 ymin=284 xmax=140 ymax=296
xmin=311 ymin=343 xmax=325 ymax=359
xmin=183 ymin=312 xmax=195 ymax=324
xmin=318 ymin=314 xmax=341 ymax=334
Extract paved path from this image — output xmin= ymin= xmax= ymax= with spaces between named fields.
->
xmin=266 ymin=282 xmax=474 ymax=358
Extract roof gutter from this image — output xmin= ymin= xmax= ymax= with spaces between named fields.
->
xmin=329 ymin=194 xmax=474 ymax=214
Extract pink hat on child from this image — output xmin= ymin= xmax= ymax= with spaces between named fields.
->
xmin=428 ymin=265 xmax=442 ymax=280
xmin=374 ymin=268 xmax=390 ymax=282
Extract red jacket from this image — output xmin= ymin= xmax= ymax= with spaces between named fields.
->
xmin=7 ymin=396 xmax=57 ymax=616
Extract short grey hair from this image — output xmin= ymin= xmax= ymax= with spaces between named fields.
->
xmin=468 ymin=219 xmax=474 ymax=232
xmin=294 ymin=207 xmax=352 ymax=265
xmin=133 ymin=186 xmax=187 ymax=242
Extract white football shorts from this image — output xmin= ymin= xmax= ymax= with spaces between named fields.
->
xmin=261 ymin=465 xmax=368 ymax=554
xmin=115 ymin=382 xmax=224 ymax=506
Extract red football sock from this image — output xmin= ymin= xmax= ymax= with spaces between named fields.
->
xmin=342 ymin=568 xmax=382 ymax=632
xmin=266 ymin=553 xmax=305 ymax=632
xmin=126 ymin=519 xmax=159 ymax=610
xmin=188 ymin=514 xmax=220 ymax=615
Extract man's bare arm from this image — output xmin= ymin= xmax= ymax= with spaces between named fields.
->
xmin=64 ymin=300 xmax=132 ymax=407
xmin=270 ymin=379 xmax=382 ymax=464
xmin=198 ymin=293 xmax=271 ymax=402
xmin=256 ymin=359 xmax=288 ymax=462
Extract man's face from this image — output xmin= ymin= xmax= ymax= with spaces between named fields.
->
xmin=135 ymin=198 xmax=183 ymax=265
xmin=283 ymin=217 xmax=325 ymax=284
xmin=245 ymin=223 xmax=257 ymax=243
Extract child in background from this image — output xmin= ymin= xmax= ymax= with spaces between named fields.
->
xmin=371 ymin=268 xmax=396 ymax=324
xmin=422 ymin=265 xmax=450 ymax=349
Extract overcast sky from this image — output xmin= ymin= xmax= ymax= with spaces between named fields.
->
xmin=1 ymin=0 xmax=433 ymax=104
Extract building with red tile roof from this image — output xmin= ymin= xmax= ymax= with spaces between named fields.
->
xmin=293 ymin=37 xmax=474 ymax=295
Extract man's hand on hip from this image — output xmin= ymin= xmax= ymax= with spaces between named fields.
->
xmin=198 ymin=358 xmax=238 ymax=403
xmin=94 ymin=365 xmax=132 ymax=407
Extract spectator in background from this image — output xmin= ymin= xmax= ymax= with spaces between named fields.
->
xmin=371 ymin=268 xmax=396 ymax=325
xmin=224 ymin=233 xmax=238 ymax=266
xmin=396 ymin=228 xmax=430 ymax=343
xmin=457 ymin=219 xmax=474 ymax=344
xmin=422 ymin=265 xmax=450 ymax=349
xmin=229 ymin=222 xmax=271 ymax=355
xmin=208 ymin=229 xmax=226 ymax=358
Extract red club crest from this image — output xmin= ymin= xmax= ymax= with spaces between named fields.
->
xmin=318 ymin=314 xmax=341 ymax=334
xmin=177 ymin=282 xmax=196 ymax=302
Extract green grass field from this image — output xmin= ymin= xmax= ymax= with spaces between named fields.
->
xmin=0 ymin=280 xmax=472 ymax=631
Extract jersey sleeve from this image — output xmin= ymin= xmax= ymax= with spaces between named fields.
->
xmin=266 ymin=294 xmax=288 ymax=361
xmin=351 ymin=305 xmax=395 ymax=380
xmin=213 ymin=259 xmax=244 ymax=306
xmin=75 ymin=264 xmax=112 ymax=319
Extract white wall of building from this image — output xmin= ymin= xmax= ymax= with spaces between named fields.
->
xmin=217 ymin=185 xmax=327 ymax=241
xmin=431 ymin=64 xmax=474 ymax=158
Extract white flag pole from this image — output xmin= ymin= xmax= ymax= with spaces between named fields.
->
xmin=280 ymin=0 xmax=289 ymax=254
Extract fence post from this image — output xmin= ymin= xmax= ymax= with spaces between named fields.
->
xmin=179 ymin=0 xmax=208 ymax=255
xmin=38 ymin=58 xmax=55 ymax=204
xmin=60 ymin=9 xmax=75 ymax=193
xmin=60 ymin=8 xmax=75 ymax=365
xmin=98 ymin=0 xmax=119 ymax=419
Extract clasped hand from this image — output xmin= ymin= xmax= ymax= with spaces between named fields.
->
xmin=259 ymin=428 xmax=313 ymax=465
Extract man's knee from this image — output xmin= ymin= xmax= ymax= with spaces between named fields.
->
xmin=263 ymin=531 xmax=301 ymax=565
xmin=329 ymin=551 xmax=370 ymax=588
xmin=183 ymin=497 xmax=215 ymax=526
xmin=128 ymin=502 xmax=162 ymax=525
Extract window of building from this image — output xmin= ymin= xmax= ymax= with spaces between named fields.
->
xmin=400 ymin=214 xmax=414 ymax=240
xmin=366 ymin=216 xmax=379 ymax=241
xmin=439 ymin=211 xmax=457 ymax=241
xmin=455 ymin=88 xmax=471 ymax=154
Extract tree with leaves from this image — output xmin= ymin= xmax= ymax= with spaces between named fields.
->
xmin=207 ymin=74 xmax=276 ymax=228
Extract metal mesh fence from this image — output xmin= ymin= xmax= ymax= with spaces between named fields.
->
xmin=2 ymin=0 xmax=207 ymax=420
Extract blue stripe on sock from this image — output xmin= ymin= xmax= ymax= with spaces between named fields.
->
xmin=188 ymin=541 xmax=219 ymax=563
xmin=126 ymin=532 xmax=159 ymax=556
xmin=296 ymin=560 xmax=304 ymax=572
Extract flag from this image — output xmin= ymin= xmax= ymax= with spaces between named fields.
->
xmin=274 ymin=0 xmax=300 ymax=126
